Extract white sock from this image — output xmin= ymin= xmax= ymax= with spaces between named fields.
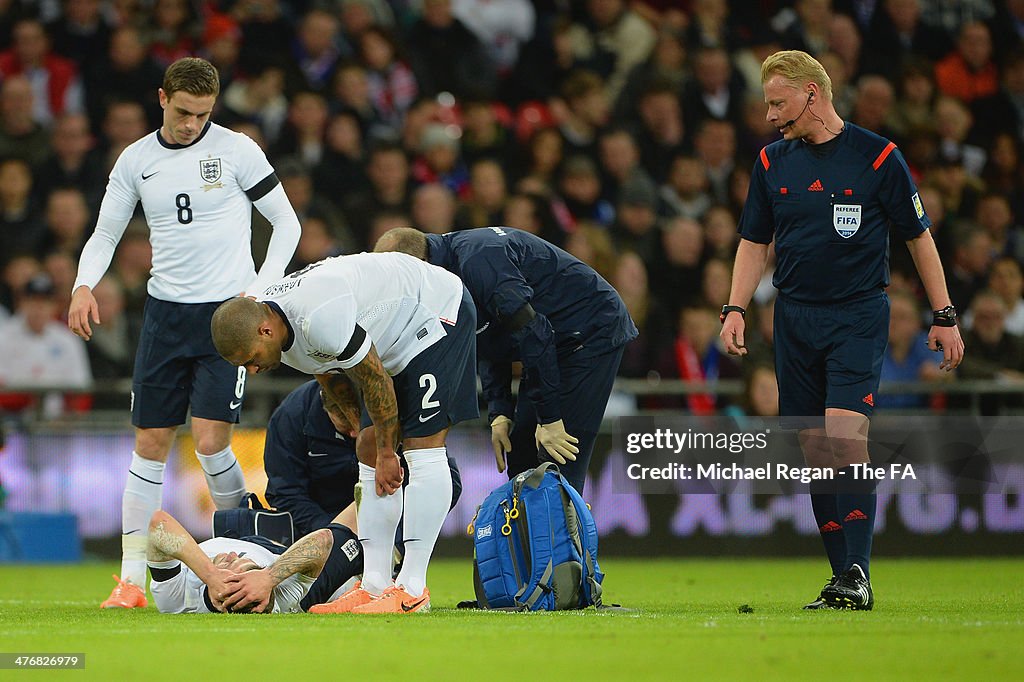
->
xmin=197 ymin=446 xmax=246 ymax=510
xmin=357 ymin=463 xmax=404 ymax=594
xmin=396 ymin=447 xmax=452 ymax=598
xmin=122 ymin=452 xmax=165 ymax=586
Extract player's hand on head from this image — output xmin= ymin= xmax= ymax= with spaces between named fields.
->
xmin=375 ymin=450 xmax=403 ymax=496
xmin=222 ymin=568 xmax=274 ymax=613
xmin=490 ymin=415 xmax=513 ymax=472
xmin=206 ymin=567 xmax=238 ymax=613
xmin=720 ymin=315 xmax=747 ymax=356
xmin=68 ymin=286 xmax=100 ymax=340
xmin=929 ymin=324 xmax=964 ymax=371
xmin=535 ymin=420 xmax=579 ymax=465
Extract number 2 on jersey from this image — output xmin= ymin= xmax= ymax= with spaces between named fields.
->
xmin=419 ymin=373 xmax=440 ymax=409
xmin=176 ymin=193 xmax=193 ymax=224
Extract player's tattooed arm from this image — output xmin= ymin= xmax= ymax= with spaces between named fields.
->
xmin=268 ymin=528 xmax=332 ymax=583
xmin=222 ymin=529 xmax=332 ymax=613
xmin=344 ymin=344 xmax=399 ymax=453
xmin=315 ymin=372 xmax=361 ymax=436
xmin=147 ymin=512 xmax=207 ymax=568
xmin=147 ymin=511 xmax=236 ymax=610
xmin=316 ymin=371 xmax=359 ymax=408
xmin=345 ymin=344 xmax=403 ymax=495
xmin=147 ymin=520 xmax=186 ymax=563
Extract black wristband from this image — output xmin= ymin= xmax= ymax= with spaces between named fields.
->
xmin=720 ymin=305 xmax=746 ymax=324
xmin=932 ymin=305 xmax=957 ymax=327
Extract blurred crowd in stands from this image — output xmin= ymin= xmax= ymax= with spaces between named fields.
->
xmin=2 ymin=0 xmax=1024 ymax=418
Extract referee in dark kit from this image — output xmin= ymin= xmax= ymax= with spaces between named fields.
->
xmin=720 ymin=50 xmax=964 ymax=611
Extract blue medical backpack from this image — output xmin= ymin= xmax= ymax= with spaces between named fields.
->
xmin=469 ymin=463 xmax=603 ymax=611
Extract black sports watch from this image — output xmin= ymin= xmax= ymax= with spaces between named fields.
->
xmin=932 ymin=305 xmax=957 ymax=327
xmin=720 ymin=305 xmax=746 ymax=324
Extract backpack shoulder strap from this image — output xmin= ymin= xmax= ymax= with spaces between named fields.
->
xmin=584 ymin=549 xmax=603 ymax=608
xmin=557 ymin=477 xmax=603 ymax=608
xmin=516 ymin=559 xmax=554 ymax=610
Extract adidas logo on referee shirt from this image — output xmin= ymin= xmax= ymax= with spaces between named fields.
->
xmin=808 ymin=179 xmax=824 ymax=191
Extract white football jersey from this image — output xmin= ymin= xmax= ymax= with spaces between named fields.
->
xmin=149 ymin=537 xmax=314 ymax=614
xmin=98 ymin=122 xmax=277 ymax=302
xmin=259 ymin=252 xmax=465 ymax=376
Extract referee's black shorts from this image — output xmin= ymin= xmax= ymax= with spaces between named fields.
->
xmin=774 ymin=292 xmax=889 ymax=430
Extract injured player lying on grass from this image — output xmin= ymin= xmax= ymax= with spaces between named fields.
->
xmin=145 ymin=509 xmax=363 ymax=613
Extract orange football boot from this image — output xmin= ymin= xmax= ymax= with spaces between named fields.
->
xmin=100 ymin=574 xmax=148 ymax=609
xmin=308 ymin=581 xmax=376 ymax=614
xmin=351 ymin=586 xmax=430 ymax=614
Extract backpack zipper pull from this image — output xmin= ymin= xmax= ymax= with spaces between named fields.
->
xmin=501 ymin=500 xmax=513 ymax=536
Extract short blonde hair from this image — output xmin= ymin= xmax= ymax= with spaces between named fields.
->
xmin=761 ymin=50 xmax=833 ymax=101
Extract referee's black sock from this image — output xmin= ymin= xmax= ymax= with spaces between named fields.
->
xmin=300 ymin=524 xmax=364 ymax=611
xmin=809 ymin=478 xmax=846 ymax=576
xmin=835 ymin=466 xmax=876 ymax=580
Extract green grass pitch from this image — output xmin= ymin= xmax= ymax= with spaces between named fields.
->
xmin=1 ymin=558 xmax=1021 ymax=680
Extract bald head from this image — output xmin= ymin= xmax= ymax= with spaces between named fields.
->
xmin=374 ymin=227 xmax=428 ymax=259
xmin=211 ymin=297 xmax=268 ymax=361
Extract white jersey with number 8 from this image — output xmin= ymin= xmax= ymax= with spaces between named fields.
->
xmin=88 ymin=122 xmax=279 ymax=303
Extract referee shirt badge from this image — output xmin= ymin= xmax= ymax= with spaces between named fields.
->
xmin=200 ymin=158 xmax=222 ymax=183
xmin=833 ymin=203 xmax=862 ymax=238
xmin=912 ymin=192 xmax=925 ymax=219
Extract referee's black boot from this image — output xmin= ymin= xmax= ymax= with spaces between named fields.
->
xmin=803 ymin=576 xmax=839 ymax=610
xmin=822 ymin=564 xmax=874 ymax=610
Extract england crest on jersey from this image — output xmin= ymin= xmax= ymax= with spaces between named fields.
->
xmin=833 ymin=203 xmax=861 ymax=238
xmin=200 ymin=158 xmax=222 ymax=183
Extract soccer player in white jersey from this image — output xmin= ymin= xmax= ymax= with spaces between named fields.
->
xmin=67 ymin=57 xmax=301 ymax=609
xmin=210 ymin=252 xmax=479 ymax=614
xmin=146 ymin=510 xmax=327 ymax=614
